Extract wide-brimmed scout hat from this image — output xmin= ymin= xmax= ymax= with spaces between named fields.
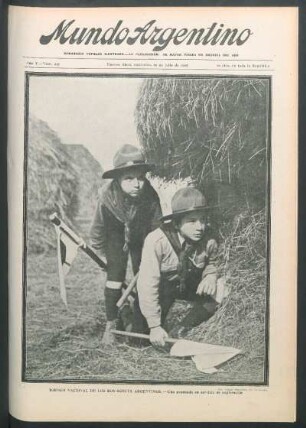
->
xmin=162 ymin=187 xmax=214 ymax=222
xmin=102 ymin=144 xmax=154 ymax=179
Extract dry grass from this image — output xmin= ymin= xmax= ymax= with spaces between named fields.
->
xmin=24 ymin=211 xmax=267 ymax=384
xmin=187 ymin=210 xmax=267 ymax=381
xmin=27 ymin=117 xmax=80 ymax=253
xmin=136 ymin=77 xmax=269 ymax=217
xmin=27 ymin=117 xmax=103 ymax=252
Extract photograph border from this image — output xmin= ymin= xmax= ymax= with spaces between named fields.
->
xmin=22 ymin=71 xmax=271 ymax=386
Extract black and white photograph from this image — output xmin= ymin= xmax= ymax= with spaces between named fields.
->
xmin=23 ymin=73 xmax=270 ymax=385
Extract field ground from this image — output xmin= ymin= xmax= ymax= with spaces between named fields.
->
xmin=24 ymin=250 xmax=266 ymax=384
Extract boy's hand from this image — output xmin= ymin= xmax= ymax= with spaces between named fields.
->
xmin=150 ymin=326 xmax=168 ymax=347
xmin=78 ymin=238 xmax=87 ymax=249
xmin=196 ymin=274 xmax=217 ymax=296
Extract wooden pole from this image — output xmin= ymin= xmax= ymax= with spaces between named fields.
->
xmin=49 ymin=212 xmax=107 ymax=270
xmin=116 ymin=272 xmax=139 ymax=308
xmin=111 ymin=329 xmax=177 ymax=344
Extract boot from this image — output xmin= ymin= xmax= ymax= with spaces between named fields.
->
xmin=101 ymin=320 xmax=117 ymax=346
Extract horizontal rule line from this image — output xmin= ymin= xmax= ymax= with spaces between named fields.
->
xmin=25 ymin=66 xmax=274 ymax=72
xmin=23 ymin=56 xmax=273 ymax=62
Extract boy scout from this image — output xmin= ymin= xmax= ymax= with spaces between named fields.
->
xmin=137 ymin=187 xmax=224 ymax=347
xmin=90 ymin=144 xmax=162 ymax=345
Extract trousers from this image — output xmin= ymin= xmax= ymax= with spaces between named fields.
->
xmin=133 ymin=269 xmax=218 ymax=335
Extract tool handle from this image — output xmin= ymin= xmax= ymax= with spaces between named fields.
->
xmin=116 ymin=273 xmax=139 ymax=308
xmin=50 ymin=212 xmax=107 ymax=269
xmin=83 ymin=246 xmax=107 ymax=270
xmin=111 ymin=329 xmax=177 ymax=344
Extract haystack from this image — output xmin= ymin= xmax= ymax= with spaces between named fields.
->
xmin=136 ymin=78 xmax=269 ymax=219
xmin=27 ymin=117 xmax=103 ymax=253
xmin=136 ymin=77 xmax=269 ymax=380
xmin=64 ymin=144 xmax=104 ymax=235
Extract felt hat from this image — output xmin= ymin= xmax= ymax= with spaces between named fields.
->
xmin=162 ymin=187 xmax=213 ymax=222
xmin=102 ymin=144 xmax=154 ymax=179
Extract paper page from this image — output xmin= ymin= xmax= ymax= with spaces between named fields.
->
xmin=8 ymin=6 xmax=298 ymax=422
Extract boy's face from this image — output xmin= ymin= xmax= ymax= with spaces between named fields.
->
xmin=178 ymin=211 xmax=206 ymax=242
xmin=118 ymin=168 xmax=146 ymax=198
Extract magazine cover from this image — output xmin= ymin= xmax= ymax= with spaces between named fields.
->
xmin=8 ymin=5 xmax=297 ymax=422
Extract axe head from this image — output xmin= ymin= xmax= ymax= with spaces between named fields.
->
xmin=170 ymin=339 xmax=241 ymax=358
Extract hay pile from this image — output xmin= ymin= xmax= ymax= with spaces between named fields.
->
xmin=64 ymin=144 xmax=103 ymax=235
xmin=27 ymin=117 xmax=103 ymax=253
xmin=27 ymin=117 xmax=79 ymax=253
xmin=136 ymin=78 xmax=269 ymax=218
xmin=192 ymin=210 xmax=267 ymax=379
xmin=136 ymin=78 xmax=269 ymax=380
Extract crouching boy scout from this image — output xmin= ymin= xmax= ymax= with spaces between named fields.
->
xmin=137 ymin=187 xmax=226 ymax=347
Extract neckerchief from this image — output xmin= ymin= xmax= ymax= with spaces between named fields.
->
xmin=178 ymin=240 xmax=197 ymax=294
xmin=100 ymin=179 xmax=159 ymax=252
xmin=160 ymin=222 xmax=202 ymax=293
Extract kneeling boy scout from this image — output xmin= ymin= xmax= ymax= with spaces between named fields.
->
xmin=137 ymin=187 xmax=225 ymax=347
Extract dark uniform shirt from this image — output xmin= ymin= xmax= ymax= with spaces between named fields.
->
xmin=90 ymin=179 xmax=162 ymax=282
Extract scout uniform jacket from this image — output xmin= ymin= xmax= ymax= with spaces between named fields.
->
xmin=90 ymin=179 xmax=162 ymax=282
xmin=137 ymin=225 xmax=219 ymax=328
